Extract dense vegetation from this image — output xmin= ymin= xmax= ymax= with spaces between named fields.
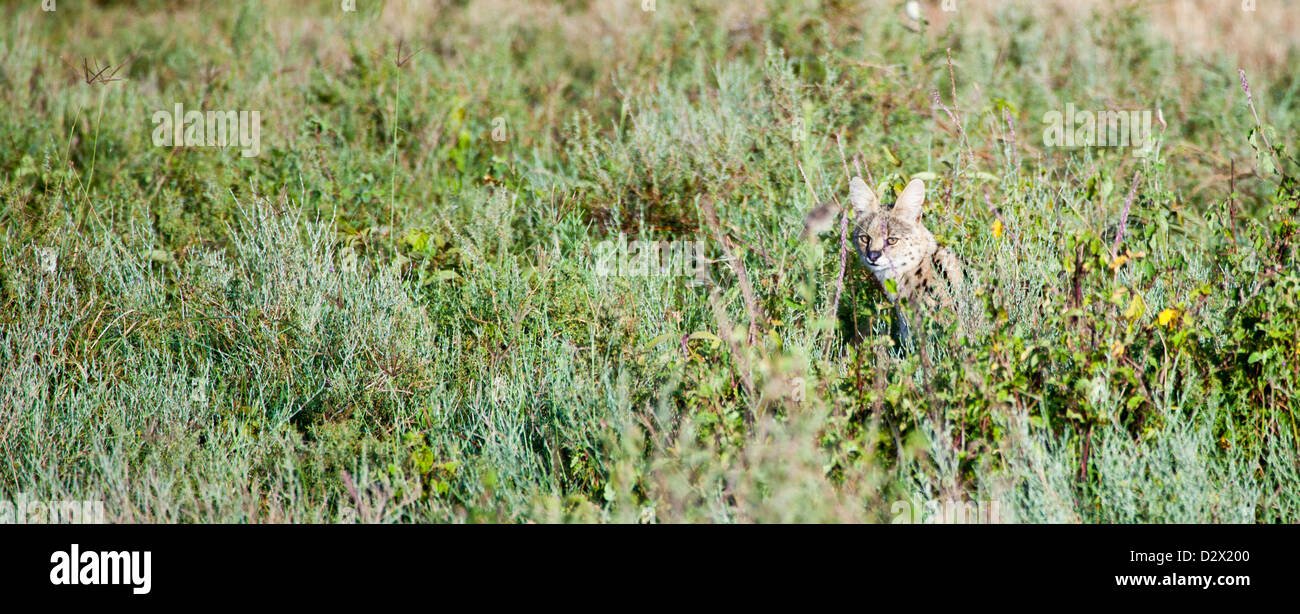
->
xmin=2 ymin=0 xmax=1297 ymax=522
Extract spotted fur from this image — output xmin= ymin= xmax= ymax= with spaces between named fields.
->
xmin=847 ymin=176 xmax=963 ymax=311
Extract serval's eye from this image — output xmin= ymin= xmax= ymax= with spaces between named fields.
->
xmin=886 ymin=237 xmax=899 ymax=246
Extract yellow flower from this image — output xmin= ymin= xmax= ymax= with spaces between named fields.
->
xmin=992 ymin=219 xmax=1004 ymax=238
xmin=1123 ymin=293 xmax=1146 ymax=320
xmin=1157 ymin=308 xmax=1179 ymax=327
xmin=1109 ymin=254 xmax=1129 ymax=270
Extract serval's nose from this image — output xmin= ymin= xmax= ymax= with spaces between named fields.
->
xmin=867 ymin=250 xmax=882 ymax=263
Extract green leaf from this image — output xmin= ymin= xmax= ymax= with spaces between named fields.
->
xmin=645 ymin=333 xmax=676 ymax=349
xmin=881 ymin=146 xmax=901 ymax=166
xmin=403 ymin=228 xmax=431 ymax=252
xmin=687 ymin=331 xmax=720 ymax=343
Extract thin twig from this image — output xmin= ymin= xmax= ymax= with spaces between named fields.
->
xmin=823 ymin=133 xmax=856 ymax=355
xmin=1238 ymin=69 xmax=1273 ymax=153
xmin=1003 ymin=106 xmax=1020 ymax=169
xmin=700 ymin=197 xmax=765 ymax=345
xmin=796 ymin=161 xmax=820 ymax=204
xmin=835 ymin=132 xmax=851 ymax=180
xmin=1110 ymin=170 xmax=1142 ymax=256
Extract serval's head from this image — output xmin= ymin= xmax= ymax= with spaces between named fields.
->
xmin=848 ymin=176 xmax=937 ymax=283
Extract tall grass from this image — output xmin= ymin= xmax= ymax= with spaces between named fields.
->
xmin=1 ymin=0 xmax=1297 ymax=522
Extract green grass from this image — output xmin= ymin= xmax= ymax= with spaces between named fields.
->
xmin=1 ymin=0 xmax=1298 ymax=523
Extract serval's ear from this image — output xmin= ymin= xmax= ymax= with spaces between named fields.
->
xmin=893 ymin=178 xmax=926 ymax=222
xmin=849 ymin=176 xmax=879 ymax=218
